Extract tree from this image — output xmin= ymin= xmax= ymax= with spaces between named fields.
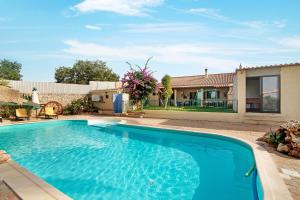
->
xmin=54 ymin=66 xmax=74 ymax=83
xmin=55 ymin=60 xmax=119 ymax=84
xmin=0 ymin=59 xmax=22 ymax=80
xmin=121 ymin=58 xmax=158 ymax=110
xmin=161 ymin=75 xmax=173 ymax=109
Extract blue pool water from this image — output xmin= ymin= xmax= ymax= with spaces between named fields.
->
xmin=0 ymin=120 xmax=261 ymax=200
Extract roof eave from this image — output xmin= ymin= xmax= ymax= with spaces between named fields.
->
xmin=237 ymin=63 xmax=300 ymax=71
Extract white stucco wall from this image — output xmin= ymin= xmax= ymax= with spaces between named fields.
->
xmin=280 ymin=66 xmax=300 ymax=121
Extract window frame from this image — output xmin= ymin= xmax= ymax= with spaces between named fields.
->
xmin=246 ymin=75 xmax=281 ymax=113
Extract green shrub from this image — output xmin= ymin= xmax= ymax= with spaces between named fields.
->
xmin=268 ymin=130 xmax=285 ymax=145
xmin=63 ymin=99 xmax=83 ymax=115
xmin=63 ymin=96 xmax=98 ymax=115
xmin=0 ymin=103 xmax=33 ymax=118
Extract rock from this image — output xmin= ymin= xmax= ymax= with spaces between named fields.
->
xmin=277 ymin=143 xmax=290 ymax=153
xmin=285 ymin=135 xmax=292 ymax=143
xmin=294 ymin=131 xmax=300 ymax=136
xmin=258 ymin=120 xmax=300 ymax=158
xmin=0 ymin=154 xmax=10 ymax=164
xmin=257 ymin=136 xmax=267 ymax=142
xmin=280 ymin=120 xmax=300 ymax=132
xmin=288 ymin=149 xmax=300 ymax=158
xmin=291 ymin=142 xmax=300 ymax=148
xmin=290 ymin=133 xmax=300 ymax=143
xmin=0 ymin=150 xmax=6 ymax=155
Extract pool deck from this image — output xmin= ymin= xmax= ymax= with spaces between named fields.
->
xmin=0 ymin=115 xmax=299 ymax=200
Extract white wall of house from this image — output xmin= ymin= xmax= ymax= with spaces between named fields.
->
xmin=236 ymin=65 xmax=300 ymax=122
xmin=280 ymin=66 xmax=300 ymax=121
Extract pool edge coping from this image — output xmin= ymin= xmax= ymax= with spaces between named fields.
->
xmin=0 ymin=161 xmax=72 ymax=200
xmin=0 ymin=118 xmax=293 ymax=200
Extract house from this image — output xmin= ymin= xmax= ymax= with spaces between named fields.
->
xmin=235 ymin=63 xmax=300 ymax=122
xmin=150 ymin=69 xmax=235 ymax=108
xmin=147 ymin=63 xmax=300 ymax=123
xmin=90 ymin=88 xmax=122 ymax=115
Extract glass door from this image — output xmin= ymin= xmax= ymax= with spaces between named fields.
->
xmin=246 ymin=77 xmax=261 ymax=112
xmin=262 ymin=76 xmax=280 ymax=112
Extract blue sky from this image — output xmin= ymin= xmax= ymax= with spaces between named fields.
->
xmin=0 ymin=0 xmax=299 ymax=81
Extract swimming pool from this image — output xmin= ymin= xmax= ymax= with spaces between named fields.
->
xmin=0 ymin=120 xmax=262 ymax=200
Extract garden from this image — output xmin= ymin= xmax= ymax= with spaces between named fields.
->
xmin=121 ymin=58 xmax=235 ymax=113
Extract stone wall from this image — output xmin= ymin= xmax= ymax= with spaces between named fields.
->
xmin=38 ymin=94 xmax=86 ymax=106
xmin=0 ymin=86 xmax=24 ymax=104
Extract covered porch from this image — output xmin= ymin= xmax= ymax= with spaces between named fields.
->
xmin=170 ymin=87 xmax=233 ymax=107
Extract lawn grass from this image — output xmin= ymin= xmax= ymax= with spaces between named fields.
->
xmin=143 ymin=105 xmax=236 ymax=113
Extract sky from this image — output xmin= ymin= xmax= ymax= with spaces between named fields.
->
xmin=0 ymin=0 xmax=299 ymax=81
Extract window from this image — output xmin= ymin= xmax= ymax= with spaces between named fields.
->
xmin=246 ymin=76 xmax=280 ymax=113
xmin=99 ymin=96 xmax=104 ymax=103
xmin=205 ymin=90 xmax=220 ymax=99
xmin=224 ymin=90 xmax=228 ymax=98
xmin=262 ymin=76 xmax=280 ymax=112
xmin=189 ymin=92 xmax=196 ymax=100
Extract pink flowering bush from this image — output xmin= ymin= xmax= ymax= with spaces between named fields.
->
xmin=121 ymin=58 xmax=158 ymax=109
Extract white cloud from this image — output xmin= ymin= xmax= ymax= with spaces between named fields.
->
xmin=63 ymin=40 xmax=148 ymax=59
xmin=187 ymin=8 xmax=286 ymax=30
xmin=63 ymin=40 xmax=300 ymax=72
xmin=242 ymin=20 xmax=286 ymax=29
xmin=278 ymin=36 xmax=300 ymax=49
xmin=273 ymin=20 xmax=286 ymax=28
xmin=188 ymin=8 xmax=228 ymax=21
xmin=74 ymin=0 xmax=163 ymax=16
xmin=124 ymin=23 xmax=205 ymax=33
xmin=62 ymin=40 xmax=242 ymax=70
xmin=85 ymin=24 xmax=102 ymax=30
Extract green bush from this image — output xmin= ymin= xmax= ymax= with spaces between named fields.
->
xmin=0 ymin=106 xmax=13 ymax=118
xmin=268 ymin=130 xmax=285 ymax=145
xmin=0 ymin=104 xmax=33 ymax=118
xmin=63 ymin=99 xmax=83 ymax=115
xmin=63 ymin=97 xmax=98 ymax=115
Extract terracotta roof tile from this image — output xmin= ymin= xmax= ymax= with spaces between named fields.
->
xmin=161 ymin=73 xmax=235 ymax=88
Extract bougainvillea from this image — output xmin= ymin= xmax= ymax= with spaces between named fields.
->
xmin=121 ymin=58 xmax=158 ymax=109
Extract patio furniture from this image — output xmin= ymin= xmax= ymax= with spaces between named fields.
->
xmin=16 ymin=108 xmax=30 ymax=120
xmin=246 ymin=98 xmax=261 ymax=112
xmin=177 ymin=101 xmax=183 ymax=106
xmin=39 ymin=101 xmax=63 ymax=116
xmin=45 ymin=107 xmax=58 ymax=119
